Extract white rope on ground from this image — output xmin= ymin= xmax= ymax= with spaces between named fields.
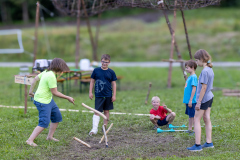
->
xmin=0 ymin=105 xmax=150 ymax=116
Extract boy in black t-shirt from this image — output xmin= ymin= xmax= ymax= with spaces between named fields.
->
xmin=89 ymin=54 xmax=117 ymax=135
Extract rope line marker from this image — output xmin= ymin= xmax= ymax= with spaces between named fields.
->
xmin=0 ymin=105 xmax=150 ymax=116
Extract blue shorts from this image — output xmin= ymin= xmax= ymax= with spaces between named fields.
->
xmin=157 ymin=116 xmax=168 ymax=126
xmin=34 ymin=99 xmax=62 ymax=128
xmin=185 ymin=103 xmax=196 ymax=118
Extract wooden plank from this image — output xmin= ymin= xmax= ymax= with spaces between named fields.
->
xmin=223 ymin=93 xmax=240 ymax=97
xmin=222 ymin=89 xmax=240 ymax=93
xmin=162 ymin=59 xmax=186 ymax=62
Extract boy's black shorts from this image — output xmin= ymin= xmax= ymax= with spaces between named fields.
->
xmin=95 ymin=97 xmax=114 ymax=112
xmin=200 ymin=98 xmax=213 ymax=110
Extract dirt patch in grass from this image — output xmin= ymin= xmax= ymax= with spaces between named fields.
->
xmin=50 ymin=127 xmax=192 ymax=160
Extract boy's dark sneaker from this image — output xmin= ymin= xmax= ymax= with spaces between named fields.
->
xmin=153 ymin=125 xmax=159 ymax=130
xmin=187 ymin=144 xmax=202 ymax=151
xmin=201 ymin=142 xmax=214 ymax=148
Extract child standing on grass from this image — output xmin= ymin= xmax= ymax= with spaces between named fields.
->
xmin=183 ymin=60 xmax=198 ymax=135
xmin=150 ymin=96 xmax=176 ymax=129
xmin=187 ymin=49 xmax=214 ymax=151
xmin=89 ymin=54 xmax=117 ymax=135
xmin=26 ymin=58 xmax=75 ymax=147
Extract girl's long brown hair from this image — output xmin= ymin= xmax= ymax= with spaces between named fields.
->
xmin=194 ymin=49 xmax=213 ymax=68
xmin=48 ymin=58 xmax=70 ymax=73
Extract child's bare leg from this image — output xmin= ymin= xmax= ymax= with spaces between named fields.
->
xmin=46 ymin=122 xmax=59 ymax=141
xmin=203 ymin=108 xmax=212 ymax=143
xmin=150 ymin=117 xmax=158 ymax=126
xmin=194 ymin=110 xmax=204 ymax=144
xmin=189 ymin=117 xmax=194 ymax=131
xmin=104 ymin=110 xmax=109 ymax=126
xmin=26 ymin=126 xmax=45 ymax=146
xmin=166 ymin=112 xmax=176 ymax=124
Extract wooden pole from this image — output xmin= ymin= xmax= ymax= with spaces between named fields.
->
xmin=94 ymin=0 xmax=103 ymax=61
xmin=74 ymin=0 xmax=81 ymax=86
xmin=24 ymin=84 xmax=27 ymax=114
xmin=81 ymin=0 xmax=97 ymax=61
xmin=167 ymin=8 xmax=177 ymax=88
xmin=145 ymin=82 xmax=152 ymax=104
xmin=162 ymin=10 xmax=187 ymax=81
xmin=94 ymin=13 xmax=101 ymax=60
xmin=102 ymin=125 xmax=108 ymax=147
xmin=162 ymin=59 xmax=186 ymax=62
xmin=75 ymin=0 xmax=81 ymax=69
xmin=181 ymin=10 xmax=192 ymax=59
xmin=82 ymin=103 xmax=108 ymax=120
xmin=99 ymin=123 xmax=113 ymax=143
xmin=32 ymin=2 xmax=40 ymax=69
xmin=73 ymin=137 xmax=91 ymax=148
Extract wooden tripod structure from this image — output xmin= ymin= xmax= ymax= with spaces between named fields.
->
xmin=51 ymin=0 xmax=222 ymax=87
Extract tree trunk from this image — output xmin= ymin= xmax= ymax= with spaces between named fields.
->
xmin=1 ymin=2 xmax=8 ymax=23
xmin=22 ymin=1 xmax=29 ymax=24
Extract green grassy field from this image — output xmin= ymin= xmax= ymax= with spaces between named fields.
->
xmin=1 ymin=8 xmax=240 ymax=62
xmin=0 ymin=66 xmax=239 ymax=159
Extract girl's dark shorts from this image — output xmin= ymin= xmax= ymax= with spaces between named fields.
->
xmin=95 ymin=97 xmax=114 ymax=112
xmin=200 ymin=98 xmax=213 ymax=110
xmin=34 ymin=99 xmax=62 ymax=128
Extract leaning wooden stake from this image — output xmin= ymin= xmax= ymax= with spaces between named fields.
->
xmin=82 ymin=103 xmax=108 ymax=120
xmin=32 ymin=1 xmax=40 ymax=69
xmin=222 ymin=89 xmax=240 ymax=93
xmin=162 ymin=7 xmax=187 ymax=81
xmin=75 ymin=0 xmax=81 ymax=70
xmin=181 ymin=10 xmax=192 ymax=59
xmin=102 ymin=125 xmax=108 ymax=147
xmin=145 ymin=82 xmax=152 ymax=105
xmin=81 ymin=0 xmax=97 ymax=61
xmin=223 ymin=93 xmax=240 ymax=97
xmin=99 ymin=123 xmax=113 ymax=143
xmin=167 ymin=2 xmax=177 ymax=88
xmin=73 ymin=137 xmax=91 ymax=148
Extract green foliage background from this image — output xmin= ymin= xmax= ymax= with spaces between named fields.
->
xmin=1 ymin=8 xmax=240 ymax=62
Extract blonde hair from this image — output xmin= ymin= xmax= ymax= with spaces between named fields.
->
xmin=151 ymin=96 xmax=160 ymax=102
xmin=194 ymin=49 xmax=213 ymax=68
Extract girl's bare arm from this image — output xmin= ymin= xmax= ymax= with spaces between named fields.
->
xmin=197 ymin=84 xmax=207 ymax=103
xmin=50 ymin=87 xmax=75 ymax=104
xmin=29 ymin=76 xmax=40 ymax=97
xmin=195 ymin=84 xmax=207 ymax=110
